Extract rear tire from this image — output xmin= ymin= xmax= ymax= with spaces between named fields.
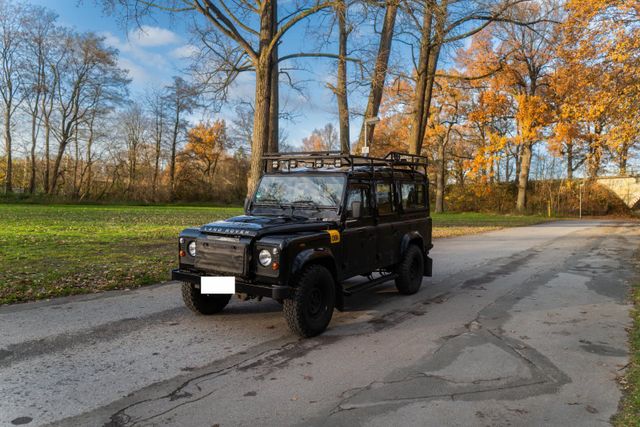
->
xmin=283 ymin=264 xmax=335 ymax=337
xmin=181 ymin=282 xmax=231 ymax=315
xmin=395 ymin=245 xmax=424 ymax=295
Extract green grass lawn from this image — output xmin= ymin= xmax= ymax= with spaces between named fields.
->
xmin=614 ymin=281 xmax=640 ymax=426
xmin=0 ymin=204 xmax=550 ymax=305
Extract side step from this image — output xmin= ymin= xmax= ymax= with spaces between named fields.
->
xmin=342 ymin=273 xmax=398 ymax=296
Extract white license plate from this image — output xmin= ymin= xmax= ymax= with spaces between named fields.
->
xmin=201 ymin=276 xmax=235 ymax=294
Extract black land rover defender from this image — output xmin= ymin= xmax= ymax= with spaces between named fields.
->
xmin=172 ymin=151 xmax=433 ymax=337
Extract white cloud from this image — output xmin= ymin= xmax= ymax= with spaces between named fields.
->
xmin=129 ymin=25 xmax=181 ymax=47
xmin=170 ymin=44 xmax=198 ymax=59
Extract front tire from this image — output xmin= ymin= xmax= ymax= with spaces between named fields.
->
xmin=181 ymin=282 xmax=231 ymax=315
xmin=395 ymin=245 xmax=424 ymax=295
xmin=283 ymin=264 xmax=336 ymax=337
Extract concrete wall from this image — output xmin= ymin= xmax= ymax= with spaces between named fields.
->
xmin=596 ymin=176 xmax=640 ymax=208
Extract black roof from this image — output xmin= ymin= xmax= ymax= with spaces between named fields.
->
xmin=262 ymin=151 xmax=428 ymax=178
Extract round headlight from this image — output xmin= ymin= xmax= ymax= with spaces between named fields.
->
xmin=188 ymin=241 xmax=197 ymax=257
xmin=258 ymin=249 xmax=272 ymax=266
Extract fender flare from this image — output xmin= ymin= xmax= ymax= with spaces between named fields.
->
xmin=291 ymin=248 xmax=338 ymax=279
xmin=290 ymin=248 xmax=342 ymax=309
xmin=400 ymin=231 xmax=424 ymax=256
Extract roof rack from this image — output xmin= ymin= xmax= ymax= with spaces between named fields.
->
xmin=262 ymin=151 xmax=428 ymax=175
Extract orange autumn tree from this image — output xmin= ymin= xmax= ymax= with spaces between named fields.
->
xmin=369 ymin=77 xmax=414 ymax=157
xmin=455 ymin=32 xmax=515 ymax=184
xmin=492 ymin=1 xmax=559 ymax=212
xmin=423 ymin=76 xmax=466 ymax=213
xmin=560 ymin=0 xmax=640 ymax=176
xmin=178 ymin=120 xmax=230 ymax=190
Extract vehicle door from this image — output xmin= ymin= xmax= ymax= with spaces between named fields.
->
xmin=340 ymin=181 xmax=376 ymax=277
xmin=374 ymin=179 xmax=401 ymax=269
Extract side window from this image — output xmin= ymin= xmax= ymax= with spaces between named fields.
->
xmin=376 ymin=182 xmax=396 ymax=215
xmin=345 ymin=184 xmax=371 ymax=219
xmin=401 ymin=182 xmax=426 ymax=210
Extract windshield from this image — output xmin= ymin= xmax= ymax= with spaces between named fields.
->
xmin=253 ymin=175 xmax=345 ymax=209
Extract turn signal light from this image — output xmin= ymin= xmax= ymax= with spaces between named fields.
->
xmin=179 ymin=250 xmax=186 ymax=257
xmin=272 ymin=262 xmax=280 ymax=270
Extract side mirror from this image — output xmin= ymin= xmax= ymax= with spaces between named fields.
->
xmin=244 ymin=197 xmax=251 ymax=213
xmin=351 ymin=201 xmax=362 ymax=218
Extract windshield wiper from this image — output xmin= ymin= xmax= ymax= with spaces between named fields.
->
xmin=291 ymin=199 xmax=320 ymax=209
xmin=255 ymin=198 xmax=289 ymax=209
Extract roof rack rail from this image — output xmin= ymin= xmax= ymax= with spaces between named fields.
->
xmin=262 ymin=151 xmax=428 ymax=175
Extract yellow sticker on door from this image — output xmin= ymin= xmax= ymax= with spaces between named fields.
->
xmin=326 ymin=229 xmax=341 ymax=244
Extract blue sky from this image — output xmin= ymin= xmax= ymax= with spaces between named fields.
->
xmin=28 ymin=0 xmax=363 ymax=146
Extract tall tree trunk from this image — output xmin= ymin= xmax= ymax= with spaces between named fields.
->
xmin=49 ymin=137 xmax=68 ymax=195
xmin=247 ymin=0 xmax=275 ymax=197
xmin=73 ymin=129 xmax=80 ymax=197
xmin=169 ymin=108 xmax=179 ymax=199
xmin=618 ymin=154 xmax=627 ymax=176
xmin=42 ymin=93 xmax=53 ymax=194
xmin=516 ymin=142 xmax=532 ymax=213
xmin=435 ymin=141 xmax=446 ymax=213
xmin=4 ymin=106 xmax=12 ymax=193
xmin=355 ymin=0 xmax=398 ymax=153
xmin=514 ymin=144 xmax=522 ymax=185
xmin=248 ymin=58 xmax=272 ymax=197
xmin=336 ymin=0 xmax=350 ymax=154
xmin=409 ymin=3 xmax=434 ymax=155
xmin=153 ymin=133 xmax=162 ymax=198
xmin=268 ymin=0 xmax=279 ymax=155
xmin=566 ymin=141 xmax=574 ymax=180
xmin=409 ymin=0 xmax=448 ymax=155
xmin=28 ymin=108 xmax=38 ymax=193
xmin=83 ymin=129 xmax=93 ymax=199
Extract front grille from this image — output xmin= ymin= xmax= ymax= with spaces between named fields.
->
xmin=194 ymin=236 xmax=247 ymax=275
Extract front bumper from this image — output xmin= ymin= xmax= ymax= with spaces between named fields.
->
xmin=171 ymin=269 xmax=294 ymax=300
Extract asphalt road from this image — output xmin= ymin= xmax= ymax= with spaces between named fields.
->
xmin=1 ymin=220 xmax=638 ymax=427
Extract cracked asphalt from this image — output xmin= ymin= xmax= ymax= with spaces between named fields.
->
xmin=1 ymin=220 xmax=638 ymax=426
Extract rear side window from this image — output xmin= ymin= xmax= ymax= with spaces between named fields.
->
xmin=376 ymin=182 xmax=396 ymax=215
xmin=401 ymin=182 xmax=426 ymax=210
xmin=345 ymin=184 xmax=372 ymax=218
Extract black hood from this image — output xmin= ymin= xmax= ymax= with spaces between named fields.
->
xmin=200 ymin=215 xmax=334 ymax=237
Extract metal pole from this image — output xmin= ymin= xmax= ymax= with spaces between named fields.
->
xmin=363 ymin=124 xmax=368 ymax=157
xmin=579 ymin=182 xmax=583 ymax=219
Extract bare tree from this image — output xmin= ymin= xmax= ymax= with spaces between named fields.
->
xmin=0 ymin=0 xmax=26 ymax=193
xmin=407 ymin=0 xmax=535 ymax=156
xmin=164 ymin=76 xmax=199 ymax=199
xmin=21 ymin=5 xmax=58 ymax=193
xmin=104 ymin=0 xmax=338 ymax=196
xmin=355 ymin=0 xmax=399 ymax=153
xmin=302 ymin=123 xmax=339 ymax=151
xmin=121 ymin=103 xmax=147 ymax=196
xmin=49 ymin=33 xmax=128 ymax=194
xmin=146 ymin=88 xmax=169 ymax=199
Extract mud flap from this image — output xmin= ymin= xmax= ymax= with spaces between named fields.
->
xmin=424 ymin=255 xmax=433 ymax=277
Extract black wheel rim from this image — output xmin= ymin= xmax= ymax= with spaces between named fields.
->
xmin=307 ymin=285 xmax=325 ymax=318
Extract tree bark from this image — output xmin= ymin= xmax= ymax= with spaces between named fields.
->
xmin=409 ymin=0 xmax=448 ymax=155
xmin=619 ymin=147 xmax=628 ymax=176
xmin=566 ymin=141 xmax=573 ymax=180
xmin=4 ymin=105 xmax=12 ymax=193
xmin=152 ymin=115 xmax=163 ymax=199
xmin=336 ymin=0 xmax=350 ymax=154
xmin=28 ymin=106 xmax=38 ymax=193
xmin=268 ymin=0 xmax=279 ymax=155
xmin=516 ymin=142 xmax=532 ymax=213
xmin=169 ymin=107 xmax=180 ymax=199
xmin=435 ymin=141 xmax=446 ymax=213
xmin=355 ymin=0 xmax=398 ymax=153
xmin=409 ymin=2 xmax=434 ymax=155
xmin=247 ymin=0 xmax=275 ymax=197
